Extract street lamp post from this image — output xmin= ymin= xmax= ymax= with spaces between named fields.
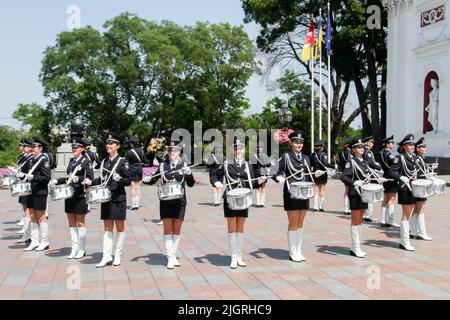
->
xmin=278 ymin=102 xmax=293 ymax=128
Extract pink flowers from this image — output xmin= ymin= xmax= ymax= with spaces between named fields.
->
xmin=0 ymin=168 xmax=13 ymax=178
xmin=274 ymin=128 xmax=294 ymax=144
xmin=143 ymin=166 xmax=158 ymax=177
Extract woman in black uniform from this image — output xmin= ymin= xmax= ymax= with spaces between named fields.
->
xmin=310 ymin=140 xmax=336 ymax=212
xmin=211 ymin=137 xmax=266 ymax=269
xmin=50 ymin=138 xmax=94 ymax=259
xmin=273 ymin=131 xmax=318 ymax=262
xmin=15 ymin=139 xmax=33 ymax=238
xmin=143 ymin=139 xmax=195 ymax=269
xmin=127 ymin=136 xmax=148 ymax=210
xmin=339 ymin=138 xmax=352 ymax=215
xmin=387 ymin=134 xmax=420 ymax=251
xmin=204 ymin=149 xmax=224 ymax=206
xmin=340 ymin=138 xmax=387 ymax=258
xmin=85 ymin=133 xmax=131 ymax=267
xmin=410 ymin=137 xmax=432 ymax=241
xmin=379 ymin=135 xmax=400 ymax=228
xmin=252 ymin=141 xmax=273 ymax=208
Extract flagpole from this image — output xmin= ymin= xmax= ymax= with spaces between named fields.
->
xmin=327 ymin=1 xmax=332 ymax=160
xmin=311 ymin=47 xmax=315 ymax=152
xmin=319 ymin=8 xmax=323 ymax=141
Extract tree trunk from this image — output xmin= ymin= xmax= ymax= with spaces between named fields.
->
xmin=380 ymin=62 xmax=387 ymax=138
xmin=365 ymin=43 xmax=381 ymax=151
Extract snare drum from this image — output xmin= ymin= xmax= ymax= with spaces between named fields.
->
xmin=289 ymin=182 xmax=315 ymax=200
xmin=1 ymin=176 xmax=18 ymax=189
xmin=430 ymin=177 xmax=446 ymax=196
xmin=360 ymin=183 xmax=384 ymax=203
xmin=50 ymin=184 xmax=74 ymax=201
xmin=226 ymin=188 xmax=253 ymax=210
xmin=86 ymin=186 xmax=112 ymax=204
xmin=10 ymin=182 xmax=32 ymax=197
xmin=411 ymin=179 xmax=434 ymax=198
xmin=157 ymin=181 xmax=184 ymax=201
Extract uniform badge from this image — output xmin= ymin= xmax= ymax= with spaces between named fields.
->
xmin=44 ymin=161 xmax=50 ymax=169
xmin=345 ymin=162 xmax=351 ymax=169
xmin=394 ymin=158 xmax=399 ymax=164
xmin=125 ymin=162 xmax=129 ymax=170
xmin=389 ymin=154 xmax=395 ymax=160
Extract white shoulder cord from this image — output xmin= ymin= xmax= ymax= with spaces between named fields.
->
xmin=400 ymin=155 xmax=417 ymax=180
xmin=285 ymin=154 xmax=304 ymax=181
xmin=379 ymin=150 xmax=390 ymax=169
xmin=224 ymin=160 xmax=240 ymax=190
xmin=131 ymin=149 xmax=141 ymax=163
xmin=161 ymin=160 xmax=185 ymax=184
xmin=100 ymin=159 xmax=105 ymax=184
xmin=351 ymin=158 xmax=369 ymax=181
xmin=244 ymin=161 xmax=253 ymax=191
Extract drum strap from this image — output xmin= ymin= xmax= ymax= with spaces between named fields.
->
xmin=104 ymin=158 xmax=123 ymax=186
xmin=131 ymin=149 xmax=142 ymax=163
xmin=224 ymin=160 xmax=239 ymax=191
xmin=400 ymin=155 xmax=417 ymax=179
xmin=314 ymin=152 xmax=333 ymax=174
xmin=285 ymin=154 xmax=305 ymax=193
xmin=379 ymin=150 xmax=391 ymax=169
xmin=350 ymin=158 xmax=369 ymax=181
xmin=160 ymin=162 xmax=185 ymax=184
xmin=244 ymin=161 xmax=253 ymax=191
xmin=100 ymin=159 xmax=105 ymax=184
xmin=28 ymin=156 xmax=45 ymax=175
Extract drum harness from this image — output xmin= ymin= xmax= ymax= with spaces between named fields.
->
xmin=158 ymin=158 xmax=186 ymax=197
xmin=100 ymin=157 xmax=123 ymax=186
xmin=284 ymin=153 xmax=315 ymax=193
xmin=223 ymin=160 xmax=253 ymax=193
xmin=24 ymin=155 xmax=45 ymax=181
xmin=312 ymin=152 xmax=335 ymax=176
xmin=399 ymin=154 xmax=419 ymax=191
xmin=254 ymin=153 xmax=272 ymax=176
xmin=349 ymin=157 xmax=371 ymax=196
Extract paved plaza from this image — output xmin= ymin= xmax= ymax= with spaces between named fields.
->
xmin=1 ymin=172 xmax=450 ymax=300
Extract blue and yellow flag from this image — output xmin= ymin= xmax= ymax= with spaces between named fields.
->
xmin=315 ymin=16 xmax=323 ymax=60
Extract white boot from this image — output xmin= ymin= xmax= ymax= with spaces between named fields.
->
xmin=172 ymin=235 xmax=181 ymax=267
xmin=75 ymin=227 xmax=87 ymax=259
xmin=318 ymin=197 xmax=325 ymax=211
xmin=399 ymin=221 xmax=415 ymax=251
xmin=296 ymin=228 xmax=306 ymax=261
xmin=358 ymin=226 xmax=367 ymax=256
xmin=287 ymin=231 xmax=301 ymax=262
xmin=227 ymin=233 xmax=238 ymax=269
xmin=136 ymin=195 xmax=140 ymax=209
xmin=260 ymin=192 xmax=266 ymax=207
xmin=67 ymin=227 xmax=78 ymax=259
xmin=344 ymin=196 xmax=350 ymax=214
xmin=364 ymin=203 xmax=376 ymax=222
xmin=409 ymin=212 xmax=419 ymax=239
xmin=113 ymin=232 xmax=125 ymax=266
xmin=236 ymin=232 xmax=247 ymax=267
xmin=313 ymin=194 xmax=319 ymax=211
xmin=350 ymin=226 xmax=365 ymax=258
xmin=417 ymin=214 xmax=432 ymax=241
xmin=17 ymin=216 xmax=25 ymax=226
xmin=96 ymin=231 xmax=113 ymax=268
xmin=17 ymin=217 xmax=31 ymax=243
xmin=24 ymin=222 xmax=40 ymax=251
xmin=255 ymin=191 xmax=261 ymax=207
xmin=388 ymin=205 xmax=400 ymax=228
xmin=164 ymin=235 xmax=175 ymax=269
xmin=35 ymin=223 xmax=50 ymax=251
xmin=380 ymin=204 xmax=388 ymax=226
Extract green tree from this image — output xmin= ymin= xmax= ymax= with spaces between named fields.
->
xmin=0 ymin=125 xmax=25 ymax=167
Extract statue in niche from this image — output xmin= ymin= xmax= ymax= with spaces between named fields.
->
xmin=425 ymin=78 xmax=439 ymax=134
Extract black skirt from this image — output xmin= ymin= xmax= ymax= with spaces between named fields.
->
xmin=383 ymin=181 xmax=398 ymax=194
xmin=101 ymin=201 xmax=126 ymax=221
xmin=314 ymin=173 xmax=328 ymax=185
xmin=129 ymin=165 xmax=143 ymax=182
xmin=65 ymin=196 xmax=88 ymax=215
xmin=18 ymin=195 xmax=28 ymax=206
xmin=160 ymin=201 xmax=186 ymax=220
xmin=223 ymin=196 xmax=248 ymax=218
xmin=398 ymin=190 xmax=417 ymax=205
xmin=283 ymin=185 xmax=309 ymax=211
xmin=349 ymin=195 xmax=368 ymax=210
xmin=27 ymin=195 xmax=47 ymax=211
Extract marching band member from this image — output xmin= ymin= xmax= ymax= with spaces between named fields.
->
xmin=340 ymin=138 xmax=387 ymax=258
xmin=84 ymin=133 xmax=131 ymax=267
xmin=339 ymin=138 xmax=352 ymax=215
xmin=17 ymin=138 xmax=52 ymax=251
xmin=362 ymin=136 xmax=383 ymax=223
xmin=42 ymin=143 xmax=55 ymax=220
xmin=127 ymin=136 xmax=148 ymax=210
xmin=252 ymin=141 xmax=272 ymax=207
xmin=204 ymin=149 xmax=224 ymax=206
xmin=387 ymin=134 xmax=420 ymax=251
xmin=273 ymin=131 xmax=316 ymax=262
xmin=143 ymin=139 xmax=195 ymax=269
xmin=50 ymin=138 xmax=94 ymax=259
xmin=211 ymin=137 xmax=266 ymax=269
xmin=83 ymin=139 xmax=102 ymax=170
xmin=410 ymin=137 xmax=432 ymax=241
xmin=15 ymin=139 xmax=33 ymax=235
xmin=379 ymin=135 xmax=400 ymax=228
xmin=311 ymin=140 xmax=336 ymax=212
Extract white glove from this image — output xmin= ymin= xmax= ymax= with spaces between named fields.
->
xmin=8 ymin=167 xmax=18 ymax=175
xmin=153 ymin=158 xmax=160 ymax=166
xmin=69 ymin=176 xmax=79 ymax=183
xmin=82 ymin=178 xmax=92 ymax=186
xmin=354 ymin=180 xmax=364 ymax=188
xmin=113 ymin=173 xmax=122 ymax=182
xmin=314 ymin=170 xmax=325 ymax=178
xmin=182 ymin=166 xmax=192 ymax=175
xmin=432 ymin=163 xmax=439 ymax=170
xmin=214 ymin=182 xmax=224 ymax=189
xmin=143 ymin=176 xmax=152 ymax=183
xmin=50 ymin=179 xmax=58 ymax=186
xmin=25 ymin=174 xmax=34 ymax=181
xmin=375 ymin=169 xmax=384 ymax=176
xmin=257 ymin=176 xmax=267 ymax=185
xmin=276 ymin=176 xmax=286 ymax=184
xmin=378 ymin=177 xmax=388 ymax=183
xmin=334 ymin=164 xmax=338 ymax=170
xmin=16 ymin=172 xmax=26 ymax=178
xmin=400 ymin=176 xmax=409 ymax=185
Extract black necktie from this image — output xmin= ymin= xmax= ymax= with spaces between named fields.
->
xmin=297 ymin=154 xmax=301 ymax=160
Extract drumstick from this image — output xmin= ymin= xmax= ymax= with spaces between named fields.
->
xmin=146 ymin=163 xmax=201 ymax=179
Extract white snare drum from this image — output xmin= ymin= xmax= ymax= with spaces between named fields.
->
xmin=360 ymin=183 xmax=384 ymax=203
xmin=1 ymin=176 xmax=18 ymax=189
xmin=226 ymin=188 xmax=253 ymax=210
xmin=10 ymin=182 xmax=32 ymax=197
xmin=50 ymin=184 xmax=74 ymax=201
xmin=157 ymin=182 xmax=184 ymax=201
xmin=430 ymin=177 xmax=446 ymax=196
xmin=86 ymin=186 xmax=111 ymax=204
xmin=289 ymin=182 xmax=315 ymax=200
xmin=411 ymin=179 xmax=434 ymax=198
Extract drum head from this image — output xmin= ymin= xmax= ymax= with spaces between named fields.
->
xmin=228 ymin=188 xmax=251 ymax=196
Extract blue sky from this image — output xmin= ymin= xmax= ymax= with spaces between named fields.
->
xmin=0 ymin=0 xmax=278 ymax=129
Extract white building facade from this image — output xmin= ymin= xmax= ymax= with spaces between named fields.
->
xmin=384 ymin=0 xmax=450 ymax=157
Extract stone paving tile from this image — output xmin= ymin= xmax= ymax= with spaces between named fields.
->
xmin=1 ymin=173 xmax=450 ymax=300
